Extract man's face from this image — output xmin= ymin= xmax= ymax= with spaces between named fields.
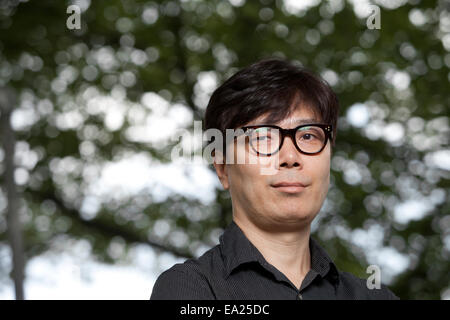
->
xmin=214 ymin=106 xmax=331 ymax=231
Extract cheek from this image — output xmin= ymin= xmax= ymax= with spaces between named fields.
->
xmin=228 ymin=164 xmax=252 ymax=192
xmin=308 ymin=153 xmax=330 ymax=194
xmin=317 ymin=160 xmax=331 ymax=196
xmin=228 ymin=164 xmax=268 ymax=201
xmin=320 ymin=156 xmax=331 ymax=180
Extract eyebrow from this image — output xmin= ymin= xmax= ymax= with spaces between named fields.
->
xmin=254 ymin=118 xmax=320 ymax=126
xmin=292 ymin=118 xmax=321 ymax=125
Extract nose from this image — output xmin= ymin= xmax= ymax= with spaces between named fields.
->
xmin=277 ymin=135 xmax=303 ymax=169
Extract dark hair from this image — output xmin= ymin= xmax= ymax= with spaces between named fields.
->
xmin=204 ymin=58 xmax=339 ymax=150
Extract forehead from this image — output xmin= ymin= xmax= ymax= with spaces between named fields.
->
xmin=249 ymin=106 xmax=321 ymax=126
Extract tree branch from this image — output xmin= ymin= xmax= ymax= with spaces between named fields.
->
xmin=29 ymin=189 xmax=194 ymax=260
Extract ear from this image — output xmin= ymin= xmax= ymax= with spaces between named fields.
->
xmin=212 ymin=150 xmax=229 ymax=190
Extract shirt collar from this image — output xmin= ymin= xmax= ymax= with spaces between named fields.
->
xmin=220 ymin=220 xmax=267 ymax=278
xmin=220 ymin=220 xmax=340 ymax=285
xmin=309 ymin=237 xmax=340 ymax=285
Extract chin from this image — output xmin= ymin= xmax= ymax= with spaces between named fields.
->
xmin=272 ymin=208 xmax=314 ymax=224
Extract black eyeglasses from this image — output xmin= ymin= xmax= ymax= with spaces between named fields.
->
xmin=239 ymin=124 xmax=333 ymax=156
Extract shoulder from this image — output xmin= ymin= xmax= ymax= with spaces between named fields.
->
xmin=150 ymin=263 xmax=212 ymax=300
xmin=338 ymin=271 xmax=400 ymax=300
xmin=150 ymin=246 xmax=220 ymax=300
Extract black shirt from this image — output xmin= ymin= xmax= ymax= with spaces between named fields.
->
xmin=150 ymin=221 xmax=399 ymax=300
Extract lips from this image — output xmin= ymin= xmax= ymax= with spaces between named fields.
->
xmin=272 ymin=182 xmax=306 ymax=188
xmin=271 ymin=182 xmax=307 ymax=193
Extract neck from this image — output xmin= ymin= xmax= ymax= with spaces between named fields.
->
xmin=233 ymin=214 xmax=311 ymax=289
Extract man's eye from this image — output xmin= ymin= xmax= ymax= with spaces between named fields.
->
xmin=299 ymin=133 xmax=317 ymax=141
xmin=253 ymin=135 xmax=271 ymax=141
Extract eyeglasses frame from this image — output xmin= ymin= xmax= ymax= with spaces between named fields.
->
xmin=239 ymin=123 xmax=333 ymax=156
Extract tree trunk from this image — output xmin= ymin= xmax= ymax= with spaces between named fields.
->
xmin=0 ymin=87 xmax=25 ymax=300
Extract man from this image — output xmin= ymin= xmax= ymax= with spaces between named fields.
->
xmin=150 ymin=58 xmax=399 ymax=300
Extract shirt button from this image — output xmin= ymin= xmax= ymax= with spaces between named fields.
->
xmin=297 ymin=293 xmax=303 ymax=300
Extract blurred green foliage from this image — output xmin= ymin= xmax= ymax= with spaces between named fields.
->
xmin=0 ymin=0 xmax=449 ymax=299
